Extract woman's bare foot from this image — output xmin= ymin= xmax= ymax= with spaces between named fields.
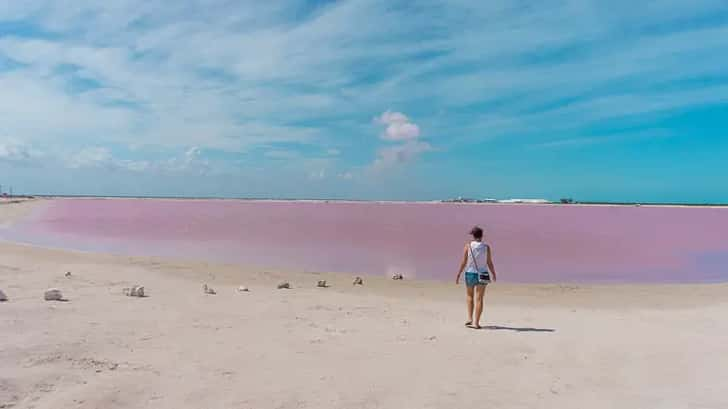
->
xmin=472 ymin=324 xmax=482 ymax=329
xmin=465 ymin=321 xmax=473 ymax=327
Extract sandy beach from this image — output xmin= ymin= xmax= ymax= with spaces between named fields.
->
xmin=1 ymin=200 xmax=728 ymax=409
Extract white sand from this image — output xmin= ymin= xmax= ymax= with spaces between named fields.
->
xmin=1 ymin=201 xmax=727 ymax=409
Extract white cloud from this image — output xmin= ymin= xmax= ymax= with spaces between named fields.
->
xmin=0 ymin=142 xmax=32 ymax=162
xmin=264 ymin=149 xmax=300 ymax=159
xmin=374 ymin=110 xmax=421 ymax=141
xmin=372 ymin=141 xmax=432 ymax=170
xmin=370 ymin=110 xmax=428 ymax=170
xmin=185 ymin=146 xmax=201 ymax=161
xmin=308 ymin=169 xmax=326 ymax=180
xmin=66 ymin=145 xmax=209 ymax=174
xmin=68 ymin=147 xmax=114 ymax=169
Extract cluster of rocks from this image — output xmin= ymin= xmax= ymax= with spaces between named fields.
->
xmin=1 ymin=271 xmax=375 ymax=304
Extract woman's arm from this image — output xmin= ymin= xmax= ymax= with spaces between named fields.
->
xmin=455 ymin=244 xmax=468 ymax=284
xmin=487 ymin=246 xmax=497 ymax=282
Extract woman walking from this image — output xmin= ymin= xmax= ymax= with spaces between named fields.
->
xmin=456 ymin=226 xmax=497 ymax=329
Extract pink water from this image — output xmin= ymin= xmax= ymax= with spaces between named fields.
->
xmin=2 ymin=199 xmax=727 ymax=283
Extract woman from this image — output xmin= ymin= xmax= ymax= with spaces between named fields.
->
xmin=456 ymin=226 xmax=497 ymax=329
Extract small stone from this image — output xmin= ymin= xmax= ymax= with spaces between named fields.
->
xmin=44 ymin=288 xmax=64 ymax=301
xmin=316 ymin=280 xmax=327 ymax=288
xmin=0 ymin=289 xmax=7 ymax=302
xmin=391 ymin=273 xmax=404 ymax=280
xmin=277 ymin=282 xmax=290 ymax=289
xmin=352 ymin=277 xmax=363 ymax=285
xmin=237 ymin=286 xmax=249 ymax=292
xmin=65 ymin=271 xmax=72 ymax=278
xmin=123 ymin=286 xmax=145 ymax=297
xmin=203 ymin=284 xmax=216 ymax=295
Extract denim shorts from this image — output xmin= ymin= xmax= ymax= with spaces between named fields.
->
xmin=465 ymin=272 xmax=489 ymax=287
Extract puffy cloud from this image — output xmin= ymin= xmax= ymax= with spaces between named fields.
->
xmin=374 ymin=110 xmax=421 ymax=141
xmin=371 ymin=111 xmax=429 ymax=170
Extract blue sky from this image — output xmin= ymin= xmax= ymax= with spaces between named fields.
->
xmin=1 ymin=0 xmax=727 ymax=202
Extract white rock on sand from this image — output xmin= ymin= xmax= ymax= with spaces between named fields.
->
xmin=203 ymin=283 xmax=217 ymax=295
xmin=317 ymin=280 xmax=328 ymax=288
xmin=352 ymin=276 xmax=364 ymax=285
xmin=123 ymin=285 xmax=145 ymax=297
xmin=238 ymin=286 xmax=249 ymax=292
xmin=0 ymin=289 xmax=7 ymax=302
xmin=277 ymin=281 xmax=290 ymax=289
xmin=391 ymin=273 xmax=404 ymax=280
xmin=43 ymin=288 xmax=64 ymax=301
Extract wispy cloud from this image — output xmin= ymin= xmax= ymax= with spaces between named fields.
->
xmin=0 ymin=141 xmax=33 ymax=162
xmin=1 ymin=1 xmax=727 ymax=199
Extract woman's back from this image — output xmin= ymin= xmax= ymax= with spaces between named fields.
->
xmin=465 ymin=240 xmax=489 ymax=273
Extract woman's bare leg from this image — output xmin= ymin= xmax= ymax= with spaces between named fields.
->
xmin=474 ymin=285 xmax=487 ymax=328
xmin=466 ymin=286 xmax=475 ymax=325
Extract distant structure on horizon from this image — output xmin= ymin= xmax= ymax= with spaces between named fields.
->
xmin=443 ymin=197 xmax=551 ymax=204
xmin=498 ymin=198 xmax=551 ymax=204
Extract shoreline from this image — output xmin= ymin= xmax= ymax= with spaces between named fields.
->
xmin=13 ymin=195 xmax=728 ymax=209
xmin=2 ymin=239 xmax=727 ymax=309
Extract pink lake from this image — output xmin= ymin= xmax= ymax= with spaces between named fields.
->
xmin=2 ymin=198 xmax=727 ymax=283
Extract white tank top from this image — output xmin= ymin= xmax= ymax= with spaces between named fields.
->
xmin=465 ymin=241 xmax=489 ymax=273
